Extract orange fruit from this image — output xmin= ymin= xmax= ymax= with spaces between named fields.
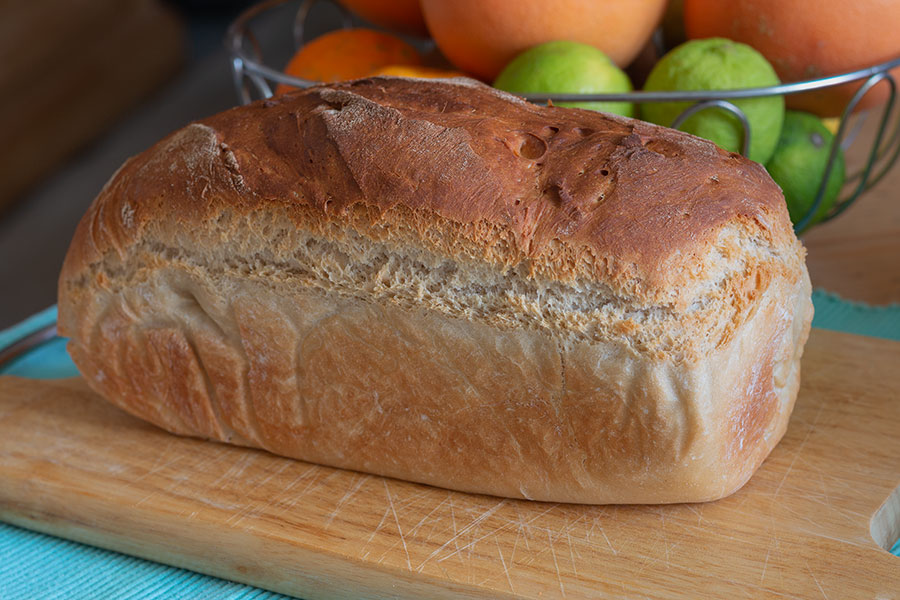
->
xmin=369 ymin=65 xmax=467 ymax=79
xmin=276 ymin=28 xmax=421 ymax=93
xmin=420 ymin=0 xmax=667 ymax=81
xmin=684 ymin=0 xmax=900 ymax=117
xmin=337 ymin=0 xmax=428 ymax=37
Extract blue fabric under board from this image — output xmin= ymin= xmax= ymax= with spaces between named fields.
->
xmin=0 ymin=522 xmax=290 ymax=600
xmin=0 ymin=306 xmax=79 ymax=379
xmin=810 ymin=290 xmax=900 ymax=340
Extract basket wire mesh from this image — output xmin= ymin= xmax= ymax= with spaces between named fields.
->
xmin=227 ymin=0 xmax=900 ymax=234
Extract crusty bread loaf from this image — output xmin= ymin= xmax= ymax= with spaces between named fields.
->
xmin=58 ymin=77 xmax=812 ymax=504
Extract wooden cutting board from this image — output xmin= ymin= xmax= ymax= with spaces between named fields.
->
xmin=0 ymin=328 xmax=898 ymax=598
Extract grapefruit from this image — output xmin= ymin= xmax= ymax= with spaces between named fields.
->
xmin=684 ymin=0 xmax=900 ymax=117
xmin=337 ymin=0 xmax=428 ymax=36
xmin=420 ymin=0 xmax=667 ymax=81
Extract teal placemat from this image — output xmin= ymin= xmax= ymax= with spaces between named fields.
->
xmin=810 ymin=290 xmax=900 ymax=340
xmin=0 ymin=522 xmax=286 ymax=600
xmin=1 ymin=293 xmax=898 ymax=598
xmin=0 ymin=306 xmax=78 ymax=380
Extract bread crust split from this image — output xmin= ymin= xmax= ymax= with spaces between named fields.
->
xmin=58 ymin=76 xmax=812 ymax=504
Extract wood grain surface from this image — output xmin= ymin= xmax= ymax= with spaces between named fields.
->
xmin=0 ymin=328 xmax=898 ymax=599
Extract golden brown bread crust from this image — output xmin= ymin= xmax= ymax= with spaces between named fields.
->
xmin=58 ymin=77 xmax=812 ymax=503
xmin=62 ymin=76 xmax=794 ymax=309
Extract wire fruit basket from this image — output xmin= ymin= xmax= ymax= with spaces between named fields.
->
xmin=227 ymin=0 xmax=900 ymax=234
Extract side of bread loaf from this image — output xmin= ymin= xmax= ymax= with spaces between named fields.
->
xmin=58 ymin=77 xmax=812 ymax=503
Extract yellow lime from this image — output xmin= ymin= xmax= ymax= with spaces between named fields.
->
xmin=821 ymin=117 xmax=841 ymax=135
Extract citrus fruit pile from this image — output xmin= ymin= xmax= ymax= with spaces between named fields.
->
xmin=272 ymin=0 xmax=899 ymax=228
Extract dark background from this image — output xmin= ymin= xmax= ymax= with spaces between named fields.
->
xmin=0 ymin=0 xmax=355 ymax=329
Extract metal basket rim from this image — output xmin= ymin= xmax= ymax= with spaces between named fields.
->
xmin=226 ymin=0 xmax=900 ymax=103
xmin=225 ymin=0 xmax=900 ymax=235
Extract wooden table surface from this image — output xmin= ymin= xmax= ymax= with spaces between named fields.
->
xmin=803 ymin=110 xmax=900 ymax=305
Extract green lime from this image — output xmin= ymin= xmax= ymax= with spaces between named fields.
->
xmin=642 ymin=38 xmax=784 ymax=164
xmin=493 ymin=41 xmax=635 ymax=118
xmin=765 ymin=110 xmax=846 ymax=229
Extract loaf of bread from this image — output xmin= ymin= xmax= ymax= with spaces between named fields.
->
xmin=58 ymin=77 xmax=812 ymax=504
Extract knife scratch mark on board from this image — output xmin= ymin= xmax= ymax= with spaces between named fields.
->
xmin=253 ymin=460 xmax=292 ymax=489
xmin=779 ymin=503 xmax=820 ymax=529
xmin=323 ymin=473 xmax=369 ymax=529
xmin=384 ymin=479 xmax=412 ymax=571
xmin=225 ymin=500 xmax=263 ymax=527
xmin=133 ymin=491 xmax=159 ymax=507
xmin=797 ymin=529 xmax=866 ymax=549
xmin=510 ymin=523 xmax=523 ymax=566
xmin=439 ymin=508 xmax=518 ymax=564
xmin=415 ymin=499 xmax=507 ymax=572
xmin=295 ymin=468 xmax=340 ymax=499
xmin=566 ymin=529 xmax=578 ymax=580
xmin=363 ymin=505 xmax=392 ymax=555
xmin=544 ymin=513 xmax=585 ymax=575
xmin=494 ymin=535 xmax=515 ymax=593
xmin=128 ymin=440 xmax=180 ymax=484
xmin=773 ymin=423 xmax=813 ymax=499
xmin=208 ymin=452 xmax=255 ymax=488
xmin=407 ymin=491 xmax=451 ymax=537
xmin=634 ymin=552 xmax=661 ymax=579
xmin=684 ymin=503 xmax=705 ymax=527
xmin=659 ymin=507 xmax=670 ymax=567
xmin=449 ymin=497 xmax=462 ymax=563
xmin=557 ymin=513 xmax=585 ymax=538
xmin=776 ymin=400 xmax=827 ymax=502
xmin=265 ymin=466 xmax=343 ymax=521
xmin=450 ymin=505 xmax=514 ymax=568
xmin=759 ymin=545 xmax=772 ymax=584
xmin=393 ymin=488 xmax=433 ymax=515
xmin=547 ymin=527 xmax=566 ymax=598
xmin=265 ymin=463 xmax=321 ymax=518
xmin=521 ymin=516 xmax=532 ymax=552
xmin=805 ymin=560 xmax=830 ymax=599
xmin=526 ymin=503 xmax=561 ymax=526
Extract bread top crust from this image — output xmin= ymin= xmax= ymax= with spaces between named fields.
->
xmin=61 ymin=76 xmax=799 ymax=321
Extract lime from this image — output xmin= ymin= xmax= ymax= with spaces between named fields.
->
xmin=766 ymin=110 xmax=846 ymax=229
xmin=493 ymin=41 xmax=635 ymax=117
xmin=642 ymin=38 xmax=784 ymax=164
